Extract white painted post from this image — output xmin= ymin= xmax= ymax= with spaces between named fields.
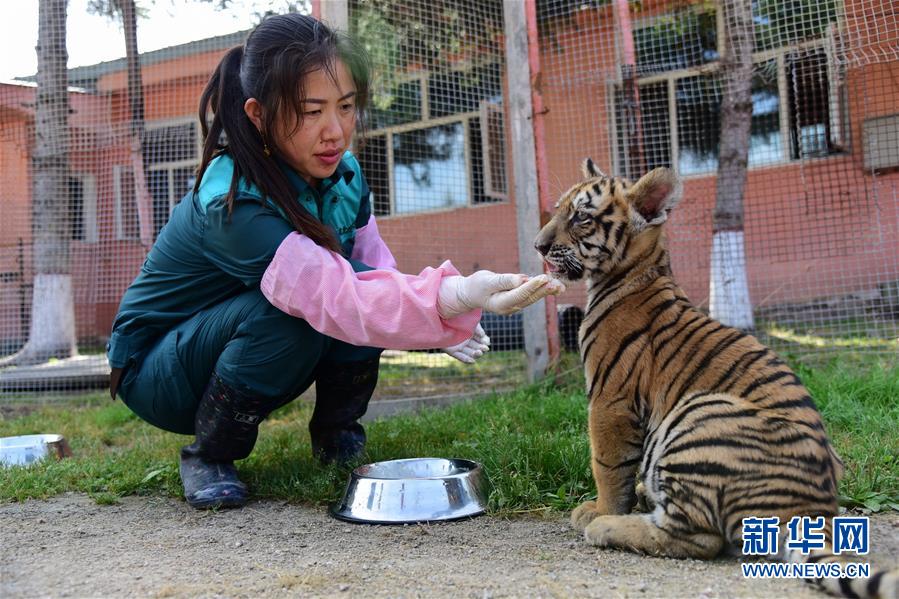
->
xmin=316 ymin=0 xmax=349 ymax=32
xmin=504 ymin=0 xmax=550 ymax=381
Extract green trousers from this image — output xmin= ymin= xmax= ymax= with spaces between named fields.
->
xmin=118 ymin=288 xmax=381 ymax=435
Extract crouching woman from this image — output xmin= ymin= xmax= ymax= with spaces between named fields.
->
xmin=107 ymin=13 xmax=563 ymax=509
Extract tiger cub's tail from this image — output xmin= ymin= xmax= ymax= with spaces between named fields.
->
xmin=773 ymin=544 xmax=899 ymax=599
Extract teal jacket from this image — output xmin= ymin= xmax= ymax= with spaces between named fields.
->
xmin=107 ymin=151 xmax=372 ymax=370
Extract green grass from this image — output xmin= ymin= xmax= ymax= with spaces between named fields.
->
xmin=795 ymin=359 xmax=899 ymax=512
xmin=0 ymin=357 xmax=896 ymax=515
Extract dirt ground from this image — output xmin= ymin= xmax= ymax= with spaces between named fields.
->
xmin=1 ymin=494 xmax=897 ymax=598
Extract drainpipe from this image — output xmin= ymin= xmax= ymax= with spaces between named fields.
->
xmin=614 ymin=0 xmax=645 ymax=177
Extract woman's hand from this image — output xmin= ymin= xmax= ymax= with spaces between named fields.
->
xmin=442 ymin=323 xmax=490 ymax=364
xmin=437 ymin=271 xmax=566 ymax=319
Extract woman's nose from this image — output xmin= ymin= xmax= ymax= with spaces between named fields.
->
xmin=321 ymin=112 xmax=343 ymax=141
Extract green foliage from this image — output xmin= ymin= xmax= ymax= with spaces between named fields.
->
xmin=85 ymin=0 xmax=149 ymax=21
xmin=351 ymin=0 xmax=503 ymax=117
xmin=352 ymin=2 xmax=401 ymax=112
xmin=351 ymin=0 xmax=502 ymax=71
xmin=633 ymin=5 xmax=718 ymax=72
xmin=753 ymin=0 xmax=840 ymax=50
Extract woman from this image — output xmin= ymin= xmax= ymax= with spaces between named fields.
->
xmin=107 ymin=13 xmax=563 ymax=509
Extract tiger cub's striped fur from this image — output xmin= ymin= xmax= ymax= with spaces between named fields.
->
xmin=535 ymin=160 xmax=897 ymax=599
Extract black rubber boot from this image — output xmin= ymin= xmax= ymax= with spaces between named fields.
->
xmin=180 ymin=372 xmax=283 ymax=509
xmin=309 ymin=358 xmax=380 ymax=465
xmin=179 ymin=445 xmax=248 ymax=509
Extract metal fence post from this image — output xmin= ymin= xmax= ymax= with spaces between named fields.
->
xmin=504 ymin=0 xmax=561 ymax=382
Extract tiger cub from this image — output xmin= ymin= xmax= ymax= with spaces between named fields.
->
xmin=535 ymin=159 xmax=897 ymax=599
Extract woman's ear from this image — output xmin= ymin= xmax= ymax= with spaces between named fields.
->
xmin=244 ymin=98 xmax=264 ymax=132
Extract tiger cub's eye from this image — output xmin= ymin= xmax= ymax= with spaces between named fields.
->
xmin=573 ymin=210 xmax=592 ymax=224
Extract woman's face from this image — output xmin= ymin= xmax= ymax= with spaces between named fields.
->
xmin=274 ymin=60 xmax=357 ymax=185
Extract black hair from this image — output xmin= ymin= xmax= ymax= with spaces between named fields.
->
xmin=194 ymin=13 xmax=371 ymax=253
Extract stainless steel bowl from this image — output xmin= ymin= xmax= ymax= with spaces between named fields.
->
xmin=330 ymin=457 xmax=489 ymax=524
xmin=0 ymin=434 xmax=72 ymax=467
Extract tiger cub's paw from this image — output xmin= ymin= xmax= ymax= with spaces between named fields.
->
xmin=571 ymin=500 xmax=602 ymax=532
xmin=583 ymin=516 xmax=616 ymax=547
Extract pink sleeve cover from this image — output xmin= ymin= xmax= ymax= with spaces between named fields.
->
xmin=260 ymin=232 xmax=480 ymax=350
xmin=351 ymin=214 xmax=398 ymax=271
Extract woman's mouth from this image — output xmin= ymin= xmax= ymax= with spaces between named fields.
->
xmin=316 ymin=150 xmax=342 ymax=166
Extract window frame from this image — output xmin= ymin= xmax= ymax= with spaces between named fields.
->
xmin=480 ymin=99 xmax=509 ymax=201
xmin=112 ymin=164 xmax=139 ymax=241
xmin=629 ymin=3 xmax=723 ymax=77
xmin=360 ymin=64 xmax=507 ymax=218
xmin=68 ymin=172 xmax=97 ymax=243
xmin=364 ymin=112 xmax=478 ymax=217
xmin=143 ymin=117 xmax=201 ymax=232
xmin=612 ymin=11 xmax=847 ymax=178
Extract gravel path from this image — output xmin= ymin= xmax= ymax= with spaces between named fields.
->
xmin=2 ymin=494 xmax=897 ymax=598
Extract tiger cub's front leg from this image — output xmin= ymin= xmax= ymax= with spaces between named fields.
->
xmin=571 ymin=395 xmax=644 ymax=532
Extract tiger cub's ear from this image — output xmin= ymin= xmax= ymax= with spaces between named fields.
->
xmin=581 ymin=158 xmax=607 ymax=179
xmin=627 ymin=167 xmax=682 ymax=231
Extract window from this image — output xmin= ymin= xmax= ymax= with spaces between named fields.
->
xmin=749 ymin=61 xmax=783 ymax=166
xmin=359 ymin=136 xmax=390 ymax=215
xmin=480 ymin=100 xmax=508 ymax=200
xmin=113 ymin=165 xmax=139 ymax=241
xmin=369 ymin=79 xmax=423 ymax=128
xmin=634 ymin=7 xmax=718 ymax=74
xmin=143 ymin=119 xmax=200 ymax=235
xmin=113 ymin=120 xmax=199 ymax=241
xmin=357 ymin=62 xmax=506 ymax=217
xmin=68 ymin=176 xmax=84 ymax=241
xmin=614 ymin=82 xmax=672 ymax=175
xmin=392 ymin=122 xmax=469 ymax=214
xmin=613 ymin=5 xmax=846 ymax=178
xmin=752 ymin=0 xmax=841 ymax=52
xmin=675 ymin=74 xmax=721 ymax=175
xmin=68 ymin=173 xmax=97 ymax=243
xmin=787 ymin=50 xmax=839 ymax=158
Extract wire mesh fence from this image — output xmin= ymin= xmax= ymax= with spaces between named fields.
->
xmin=0 ymin=0 xmax=896 ymax=401
xmin=537 ymin=0 xmax=898 ymax=357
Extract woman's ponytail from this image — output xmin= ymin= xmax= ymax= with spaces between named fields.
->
xmin=195 ymin=46 xmax=243 ymax=191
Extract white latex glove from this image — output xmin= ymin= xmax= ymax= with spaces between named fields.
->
xmin=443 ymin=323 xmax=490 ymax=364
xmin=437 ymin=271 xmax=566 ymax=318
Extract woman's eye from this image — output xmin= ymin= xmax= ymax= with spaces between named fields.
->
xmin=304 ymin=109 xmax=322 ymax=116
xmin=340 ymin=103 xmax=354 ymax=111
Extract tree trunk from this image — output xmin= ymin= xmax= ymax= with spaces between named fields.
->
xmin=0 ymin=0 xmax=77 ymax=367
xmin=710 ymin=0 xmax=755 ymax=330
xmin=121 ymin=0 xmax=154 ymax=247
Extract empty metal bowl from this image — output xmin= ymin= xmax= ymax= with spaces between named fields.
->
xmin=330 ymin=457 xmax=489 ymax=524
xmin=0 ymin=434 xmax=72 ymax=467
